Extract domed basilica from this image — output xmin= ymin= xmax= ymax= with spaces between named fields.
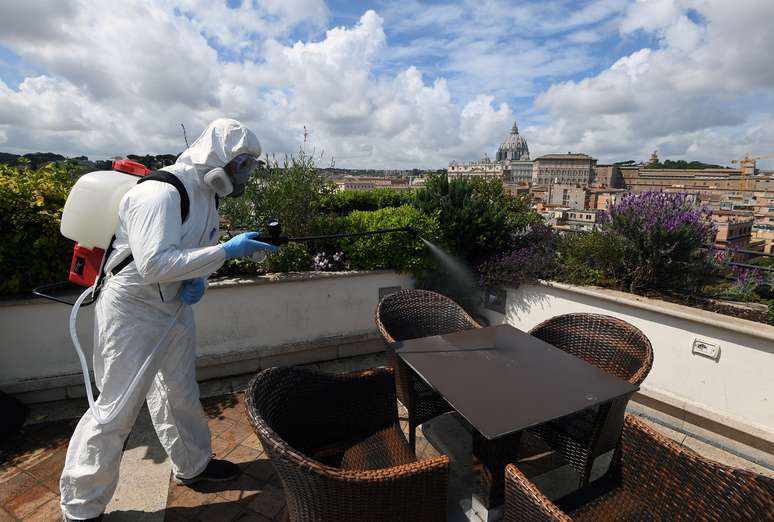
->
xmin=448 ymin=121 xmax=533 ymax=184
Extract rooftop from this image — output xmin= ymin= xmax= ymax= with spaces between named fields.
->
xmin=2 ymin=254 xmax=774 ymax=520
xmin=2 ymin=345 xmax=772 ymax=521
xmin=535 ymin=153 xmax=595 ymax=161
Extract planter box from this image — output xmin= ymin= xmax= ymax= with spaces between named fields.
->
xmin=0 ymin=270 xmax=412 ymax=403
xmin=496 ymin=281 xmax=774 ymax=452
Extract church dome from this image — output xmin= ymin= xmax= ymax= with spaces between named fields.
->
xmin=496 ymin=121 xmax=529 ymax=161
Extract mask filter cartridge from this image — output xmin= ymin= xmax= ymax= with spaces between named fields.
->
xmin=203 ymin=167 xmax=234 ymax=197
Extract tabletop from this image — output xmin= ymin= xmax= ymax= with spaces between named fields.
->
xmin=393 ymin=324 xmax=638 ymax=440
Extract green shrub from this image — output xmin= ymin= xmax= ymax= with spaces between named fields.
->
xmin=414 ymin=173 xmax=540 ymax=266
xmin=0 ymin=162 xmax=76 ymax=295
xmin=264 ymin=242 xmax=312 ymax=273
xmin=556 ymin=231 xmax=628 ymax=287
xmin=339 ymin=205 xmax=440 ymax=272
xmin=219 ymin=150 xmax=335 ymax=236
xmin=320 ymin=188 xmax=415 ymax=215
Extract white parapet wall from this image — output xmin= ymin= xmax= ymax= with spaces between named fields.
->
xmin=501 ymin=282 xmax=774 ymax=449
xmin=0 ymin=270 xmax=412 ymax=403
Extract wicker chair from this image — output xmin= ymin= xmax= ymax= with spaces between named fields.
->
xmin=375 ymin=289 xmax=481 ymax=450
xmin=505 ymin=414 xmax=774 ymax=521
xmin=527 ymin=313 xmax=653 ymax=486
xmin=245 ymin=366 xmax=449 ymax=522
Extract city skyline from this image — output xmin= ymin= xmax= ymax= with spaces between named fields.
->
xmin=1 ymin=1 xmax=773 ymax=169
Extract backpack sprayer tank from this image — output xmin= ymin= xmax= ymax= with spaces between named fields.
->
xmin=60 ymin=160 xmax=151 ymax=287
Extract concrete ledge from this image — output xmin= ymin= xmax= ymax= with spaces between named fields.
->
xmin=538 ymin=280 xmax=774 ymax=342
xmin=633 ymin=387 xmax=774 ymax=457
xmin=9 ymin=333 xmax=384 ymax=404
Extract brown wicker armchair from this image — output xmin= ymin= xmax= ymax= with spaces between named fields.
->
xmin=528 ymin=313 xmax=653 ymax=486
xmin=245 ymin=366 xmax=449 ymax=522
xmin=375 ymin=289 xmax=481 ymax=450
xmin=505 ymin=414 xmax=774 ymax=521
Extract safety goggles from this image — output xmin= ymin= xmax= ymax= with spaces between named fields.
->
xmin=226 ymin=153 xmax=259 ymax=185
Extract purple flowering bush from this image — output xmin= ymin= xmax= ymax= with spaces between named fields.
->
xmin=604 ymin=191 xmax=717 ymax=292
xmin=479 ymin=224 xmax=558 ymax=287
xmin=722 ymin=267 xmax=769 ymax=301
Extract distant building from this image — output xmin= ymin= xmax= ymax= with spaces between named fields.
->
xmin=448 ymin=121 xmax=532 ymax=183
xmin=332 ymin=176 xmax=393 ymax=191
xmin=532 ymin=153 xmax=597 ymax=186
xmin=620 ymin=165 xmax=774 ymax=195
xmin=448 ymin=156 xmax=508 ymax=181
xmin=590 ymin=189 xmax=627 ymax=211
xmin=557 ymin=209 xmax=600 ymax=232
xmin=548 ymin=184 xmax=588 ymax=210
xmin=592 ymin=164 xmax=623 ymax=188
xmin=712 ymin=212 xmax=755 ymax=260
xmin=496 ymin=122 xmax=530 ymax=161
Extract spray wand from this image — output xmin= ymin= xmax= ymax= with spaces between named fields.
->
xmin=253 ymin=219 xmax=417 ymax=246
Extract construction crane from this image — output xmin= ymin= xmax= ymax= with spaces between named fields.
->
xmin=731 ymin=153 xmax=774 ymax=191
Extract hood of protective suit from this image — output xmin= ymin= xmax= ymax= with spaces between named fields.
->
xmin=173 ymin=118 xmax=261 ymax=185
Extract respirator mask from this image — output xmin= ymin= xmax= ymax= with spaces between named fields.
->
xmin=203 ymin=153 xmax=259 ymax=197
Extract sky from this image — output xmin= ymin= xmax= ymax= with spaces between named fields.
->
xmin=0 ymin=0 xmax=773 ymax=169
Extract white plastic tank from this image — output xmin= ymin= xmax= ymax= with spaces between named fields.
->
xmin=60 ymin=170 xmax=139 ymax=249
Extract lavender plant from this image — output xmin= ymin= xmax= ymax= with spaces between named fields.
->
xmin=722 ymin=267 xmax=769 ymax=302
xmin=604 ymin=191 xmax=717 ymax=292
xmin=479 ymin=224 xmax=558 ymax=288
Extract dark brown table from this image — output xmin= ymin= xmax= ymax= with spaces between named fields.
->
xmin=393 ymin=324 xmax=638 ymax=519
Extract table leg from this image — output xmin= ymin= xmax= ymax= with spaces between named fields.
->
xmin=470 ymin=430 xmax=522 ymax=521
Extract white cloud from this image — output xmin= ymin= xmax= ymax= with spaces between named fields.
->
xmin=530 ymin=0 xmax=774 ymax=166
xmin=0 ymin=2 xmax=514 ymax=167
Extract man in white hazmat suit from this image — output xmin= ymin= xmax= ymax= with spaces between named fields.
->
xmin=60 ymin=119 xmax=277 ymax=521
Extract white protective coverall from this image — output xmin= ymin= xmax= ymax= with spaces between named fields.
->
xmin=60 ymin=119 xmax=261 ymax=520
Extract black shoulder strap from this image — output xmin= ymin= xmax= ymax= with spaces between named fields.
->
xmin=109 ymin=171 xmax=191 ymax=277
xmin=138 ymin=170 xmax=190 ymax=222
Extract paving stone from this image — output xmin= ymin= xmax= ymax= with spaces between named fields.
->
xmin=245 ymin=484 xmax=285 ymax=519
xmin=212 ymin=436 xmax=242 ymax=459
xmin=197 ymin=498 xmax=244 ymax=521
xmin=241 ymin=433 xmax=264 ymax=452
xmin=214 ymin=473 xmax=263 ymax=503
xmin=166 ymin=484 xmax=216 ymax=511
xmin=224 ymin=444 xmax=263 ymax=467
xmin=5 ymin=445 xmax=52 ymax=472
xmin=207 ymin=416 xmax=237 ymax=437
xmin=232 ymin=512 xmax=272 ymax=522
xmin=23 ymin=496 xmax=62 ymax=522
xmin=0 ymin=470 xmax=37 ymax=505
xmin=0 ymin=464 xmax=21 ymax=486
xmin=243 ymin=459 xmax=277 ymax=485
xmin=2 ymin=483 xmax=56 ymax=519
xmin=27 ymin=446 xmax=67 ymax=492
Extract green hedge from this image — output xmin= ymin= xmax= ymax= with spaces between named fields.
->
xmin=320 ymin=188 xmax=416 ymax=215
xmin=339 ymin=205 xmax=440 ymax=272
xmin=0 ymin=163 xmax=76 ymax=295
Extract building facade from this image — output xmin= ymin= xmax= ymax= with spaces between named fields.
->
xmin=548 ymin=184 xmax=588 ymax=210
xmin=532 ymin=153 xmax=597 ymax=186
xmin=712 ymin=212 xmax=755 ymax=260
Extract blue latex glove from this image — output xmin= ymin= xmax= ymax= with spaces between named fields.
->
xmin=180 ymin=278 xmax=206 ymax=305
xmin=222 ymin=231 xmax=278 ymax=260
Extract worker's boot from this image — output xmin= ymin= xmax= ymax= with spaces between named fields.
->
xmin=175 ymin=459 xmax=240 ymax=485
